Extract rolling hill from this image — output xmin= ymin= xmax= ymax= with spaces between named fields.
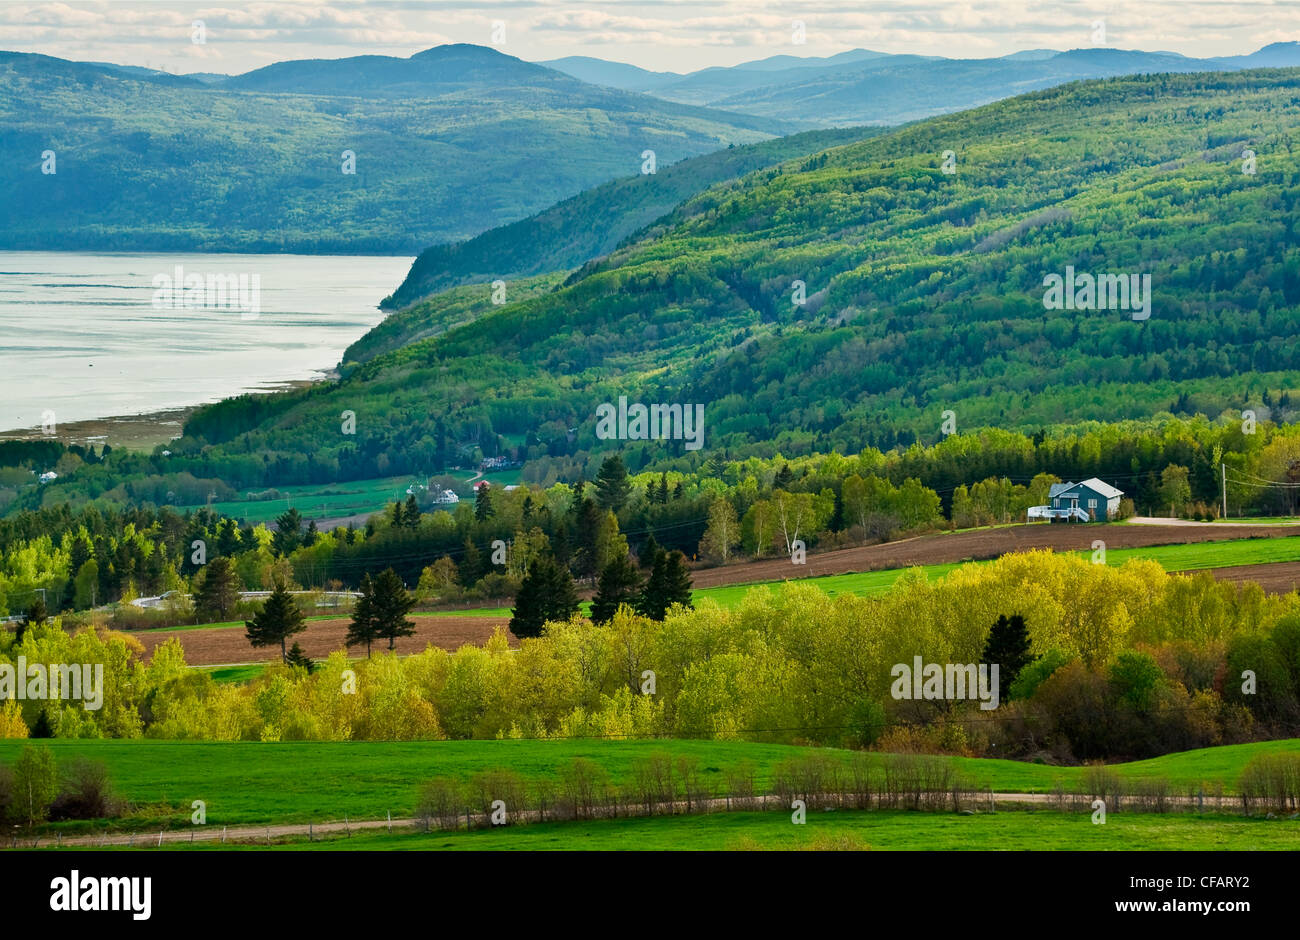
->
xmin=0 ymin=45 xmax=787 ymax=253
xmin=379 ymin=125 xmax=883 ymax=312
xmin=41 ymin=69 xmax=1300 ymax=496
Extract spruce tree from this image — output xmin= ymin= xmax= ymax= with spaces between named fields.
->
xmin=590 ymin=554 xmax=644 ymax=624
xmin=509 ymin=556 xmax=579 ymax=639
xmin=404 ymin=494 xmax=421 ymax=526
xmin=194 ymin=556 xmax=240 ymax=622
xmin=475 ymin=483 xmax=494 ymax=521
xmin=640 ymin=533 xmax=661 ymax=569
xmin=345 ymin=572 xmax=380 ymax=657
xmin=286 ymin=642 xmax=316 ymax=674
xmin=460 ymin=537 xmax=483 ymax=586
xmin=594 ymin=454 xmax=632 ymax=513
xmin=244 ymin=579 xmax=306 ymax=663
xmin=272 ymin=507 xmax=304 ymax=556
xmin=371 ymin=568 xmax=416 ymax=650
xmin=638 ymin=550 xmax=694 ymax=620
xmin=981 ymin=614 xmax=1037 ymax=692
xmin=24 ymin=597 xmax=48 ymax=626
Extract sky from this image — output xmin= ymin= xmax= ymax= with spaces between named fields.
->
xmin=0 ymin=0 xmax=1296 ymax=76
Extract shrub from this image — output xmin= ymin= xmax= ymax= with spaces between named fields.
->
xmin=48 ymin=758 xmax=119 ymax=821
xmin=414 ymin=777 xmax=463 ymax=832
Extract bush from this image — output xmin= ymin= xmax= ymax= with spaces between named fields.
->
xmin=1238 ymin=752 xmax=1300 ymax=814
xmin=414 ymin=777 xmax=464 ymax=832
xmin=49 ymin=758 xmax=120 ymax=821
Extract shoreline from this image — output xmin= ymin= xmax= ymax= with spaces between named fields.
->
xmin=0 ymin=377 xmax=330 ymax=452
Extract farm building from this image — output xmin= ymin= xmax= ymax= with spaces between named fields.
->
xmin=1027 ymin=478 xmax=1123 ymax=522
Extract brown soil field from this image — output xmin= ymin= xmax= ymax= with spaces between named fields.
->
xmin=139 ymin=614 xmax=512 ymax=667
xmin=1208 ymin=561 xmax=1300 ymax=595
xmin=689 ymin=522 xmax=1300 ymax=588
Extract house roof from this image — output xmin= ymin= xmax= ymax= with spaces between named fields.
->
xmin=1079 ymin=477 xmax=1124 ymax=499
xmin=1049 ymin=478 xmax=1123 ymax=499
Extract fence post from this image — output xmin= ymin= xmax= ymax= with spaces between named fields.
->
xmin=221 ymin=826 xmax=227 ymax=844
xmin=388 ymin=811 xmax=392 ymax=834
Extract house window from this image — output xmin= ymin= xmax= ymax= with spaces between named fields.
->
xmin=1088 ymin=499 xmax=1097 ymax=509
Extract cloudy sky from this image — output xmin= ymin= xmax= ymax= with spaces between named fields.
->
xmin=1 ymin=0 xmax=1296 ymax=75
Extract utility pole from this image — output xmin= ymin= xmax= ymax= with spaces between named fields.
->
xmin=1222 ymin=463 xmax=1228 ymax=520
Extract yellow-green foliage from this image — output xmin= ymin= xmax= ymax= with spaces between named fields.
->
xmin=4 ymin=551 xmax=1295 ymax=743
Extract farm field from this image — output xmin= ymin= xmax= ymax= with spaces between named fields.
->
xmin=136 ymin=613 xmax=512 ymax=666
xmin=692 ymin=534 xmax=1300 ymax=607
xmin=169 ymin=471 xmax=521 ymax=528
xmin=688 ymin=523 xmax=1300 ymax=591
xmin=129 ymin=530 xmax=1300 ymax=671
xmin=1 ymin=738 xmax=1291 ymax=832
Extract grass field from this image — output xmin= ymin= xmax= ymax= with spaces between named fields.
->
xmin=171 ymin=470 xmax=521 ymax=526
xmin=204 ymin=808 xmax=1298 ymax=852
xmin=1 ymin=738 xmax=1291 ymax=831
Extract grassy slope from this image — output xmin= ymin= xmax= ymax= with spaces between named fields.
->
xmin=232 ymin=810 xmax=1298 ymax=851
xmin=0 ymin=738 xmax=1291 ymax=829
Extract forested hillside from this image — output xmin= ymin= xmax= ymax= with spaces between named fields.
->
xmin=142 ymin=70 xmax=1300 ymax=490
xmin=0 ymin=46 xmax=783 ymax=253
xmin=382 ymin=125 xmax=879 ymax=310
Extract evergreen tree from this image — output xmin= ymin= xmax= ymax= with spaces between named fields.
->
xmin=640 ymin=533 xmax=661 ymax=569
xmin=981 ymin=614 xmax=1037 ymax=692
xmin=638 ymin=550 xmax=694 ymax=620
xmin=345 ymin=572 xmax=380 ymax=657
xmin=194 ymin=556 xmax=240 ymax=622
xmin=509 ymin=555 xmax=579 ymax=639
xmin=830 ymin=489 xmax=845 ymax=533
xmin=656 ymin=473 xmax=669 ymax=504
xmin=590 ymin=553 xmax=644 ymax=624
xmin=389 ymin=500 xmax=405 ymax=527
xmin=371 ymin=567 xmax=416 ymax=650
xmin=775 ymin=463 xmax=795 ymax=489
xmin=572 ymin=498 xmax=604 ymax=579
xmin=594 ymin=454 xmax=632 ymax=513
xmin=460 ymin=537 xmax=483 ymax=586
xmin=24 ymin=597 xmax=48 ymax=626
xmin=475 ymin=483 xmax=494 ymax=521
xmin=304 ymin=519 xmax=319 ymax=547
xmin=286 ymin=642 xmax=316 ymax=674
xmin=404 ymin=494 xmax=421 ymax=526
xmin=272 ymin=507 xmax=304 ymax=556
xmin=244 ymin=579 xmax=306 ymax=663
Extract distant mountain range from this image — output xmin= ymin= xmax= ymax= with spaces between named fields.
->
xmin=0 ymin=45 xmax=786 ymax=253
xmin=542 ymin=43 xmax=1300 ymax=125
xmin=6 ymin=41 xmax=1300 ymax=254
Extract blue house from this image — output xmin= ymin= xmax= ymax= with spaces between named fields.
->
xmin=1046 ymin=478 xmax=1124 ymax=521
